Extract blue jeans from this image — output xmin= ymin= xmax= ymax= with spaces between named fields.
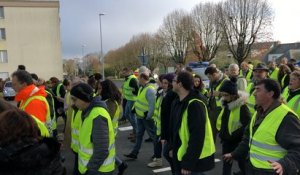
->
xmin=131 ymin=118 xmax=156 ymax=155
xmin=124 ymin=100 xmax=137 ymax=133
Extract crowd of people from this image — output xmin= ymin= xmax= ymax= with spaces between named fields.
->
xmin=0 ymin=58 xmax=300 ymax=175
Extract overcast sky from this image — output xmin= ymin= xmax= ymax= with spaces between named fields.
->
xmin=60 ymin=0 xmax=300 ymax=59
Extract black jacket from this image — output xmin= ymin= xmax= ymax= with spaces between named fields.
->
xmin=169 ymin=90 xmax=214 ymax=172
xmin=160 ymin=89 xmax=177 ymax=141
xmin=0 ymin=137 xmax=65 ymax=175
xmin=232 ymin=101 xmax=300 ymax=175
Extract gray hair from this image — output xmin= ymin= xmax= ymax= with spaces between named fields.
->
xmin=229 ymin=63 xmax=239 ymax=71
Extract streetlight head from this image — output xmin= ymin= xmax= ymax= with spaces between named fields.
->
xmin=99 ymin=13 xmax=106 ymax=16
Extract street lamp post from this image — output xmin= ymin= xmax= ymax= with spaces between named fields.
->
xmin=99 ymin=13 xmax=105 ymax=79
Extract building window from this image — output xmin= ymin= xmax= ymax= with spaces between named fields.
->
xmin=0 ymin=50 xmax=7 ymax=63
xmin=0 ymin=7 xmax=4 ymax=19
xmin=0 ymin=28 xmax=6 ymax=40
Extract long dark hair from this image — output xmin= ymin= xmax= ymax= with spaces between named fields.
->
xmin=100 ymin=79 xmax=122 ymax=104
xmin=0 ymin=109 xmax=39 ymax=147
xmin=193 ymin=74 xmax=205 ymax=90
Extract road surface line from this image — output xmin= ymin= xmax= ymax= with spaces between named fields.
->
xmin=153 ymin=167 xmax=171 ymax=173
xmin=118 ymin=126 xmax=133 ymax=131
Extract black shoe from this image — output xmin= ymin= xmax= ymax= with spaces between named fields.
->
xmin=124 ymin=153 xmax=137 ymax=159
xmin=118 ymin=162 xmax=128 ymax=175
xmin=144 ymin=137 xmax=153 ymax=142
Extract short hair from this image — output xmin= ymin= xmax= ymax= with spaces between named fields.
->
xmin=256 ymin=79 xmax=281 ymax=100
xmin=185 ymin=67 xmax=193 ymax=73
xmin=49 ymin=77 xmax=59 ymax=84
xmin=177 ymin=71 xmax=194 ymax=91
xmin=139 ymin=73 xmax=149 ymax=81
xmin=291 ymin=70 xmax=300 ymax=80
xmin=228 ymin=63 xmax=239 ymax=71
xmin=63 ymin=79 xmax=70 ymax=86
xmin=205 ymin=66 xmax=218 ymax=75
xmin=30 ymin=73 xmax=39 ymax=81
xmin=94 ymin=73 xmax=103 ymax=81
xmin=12 ymin=70 xmax=33 ymax=85
xmin=17 ymin=65 xmax=26 ymax=71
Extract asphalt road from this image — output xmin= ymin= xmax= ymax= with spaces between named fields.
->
xmin=61 ymin=122 xmax=239 ymax=175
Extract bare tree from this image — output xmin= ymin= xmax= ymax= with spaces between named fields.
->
xmin=191 ymin=2 xmax=222 ymax=62
xmin=158 ymin=9 xmax=193 ymax=64
xmin=219 ymin=0 xmax=273 ymax=64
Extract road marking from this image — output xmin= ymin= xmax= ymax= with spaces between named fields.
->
xmin=215 ymin=158 xmax=221 ymax=162
xmin=153 ymin=167 xmax=171 ymax=173
xmin=118 ymin=126 xmax=133 ymax=131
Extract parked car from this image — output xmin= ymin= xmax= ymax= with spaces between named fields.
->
xmin=192 ymin=67 xmax=210 ymax=89
xmin=3 ymin=81 xmax=16 ymax=101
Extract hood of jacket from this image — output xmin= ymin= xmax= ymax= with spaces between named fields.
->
xmin=221 ymin=91 xmax=249 ymax=110
xmin=82 ymin=96 xmax=108 ymax=118
xmin=0 ymin=137 xmax=61 ymax=170
xmin=15 ymin=84 xmax=47 ymax=102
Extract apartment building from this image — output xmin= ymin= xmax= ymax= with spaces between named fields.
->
xmin=0 ymin=0 xmax=62 ymax=80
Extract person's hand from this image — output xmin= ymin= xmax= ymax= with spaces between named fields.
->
xmin=181 ymin=168 xmax=191 ymax=175
xmin=268 ymin=160 xmax=283 ymax=175
xmin=161 ymin=139 xmax=166 ymax=144
xmin=223 ymin=153 xmax=233 ymax=163
xmin=213 ymin=91 xmax=220 ymax=97
xmin=169 ymin=150 xmax=173 ymax=158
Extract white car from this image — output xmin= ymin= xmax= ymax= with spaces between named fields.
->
xmin=3 ymin=81 xmax=16 ymax=100
xmin=192 ymin=67 xmax=210 ymax=89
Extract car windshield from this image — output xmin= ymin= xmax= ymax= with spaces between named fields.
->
xmin=192 ymin=68 xmax=208 ymax=81
xmin=5 ymin=82 xmax=13 ymax=87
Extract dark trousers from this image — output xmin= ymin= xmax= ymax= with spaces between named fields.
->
xmin=208 ymin=107 xmax=222 ymax=141
xmin=154 ymin=135 xmax=162 ymax=158
xmin=222 ymin=140 xmax=245 ymax=175
xmin=73 ymin=152 xmax=80 ymax=175
xmin=163 ymin=142 xmax=175 ymax=175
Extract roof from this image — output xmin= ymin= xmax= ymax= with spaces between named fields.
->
xmin=251 ymin=41 xmax=279 ymax=50
xmin=268 ymin=42 xmax=300 ymax=54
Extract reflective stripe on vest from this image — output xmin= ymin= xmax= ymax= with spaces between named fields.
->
xmin=71 ymin=110 xmax=82 ymax=153
xmin=122 ymin=75 xmax=137 ymax=101
xmin=249 ymin=104 xmax=298 ymax=169
xmin=153 ymin=95 xmax=163 ymax=136
xmin=20 ymin=95 xmax=52 ymax=136
xmin=134 ymin=84 xmax=155 ymax=118
xmin=246 ymin=83 xmax=256 ymax=116
xmin=78 ymin=107 xmax=115 ymax=174
xmin=31 ymin=115 xmax=50 ymax=137
xmin=177 ymin=99 xmax=215 ymax=161
xmin=216 ymin=106 xmax=242 ymax=135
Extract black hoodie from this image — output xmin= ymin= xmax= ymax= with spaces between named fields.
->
xmin=169 ymin=90 xmax=214 ymax=173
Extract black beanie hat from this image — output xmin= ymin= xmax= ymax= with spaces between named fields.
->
xmin=219 ymin=77 xmax=238 ymax=95
xmin=70 ymin=83 xmax=94 ymax=102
